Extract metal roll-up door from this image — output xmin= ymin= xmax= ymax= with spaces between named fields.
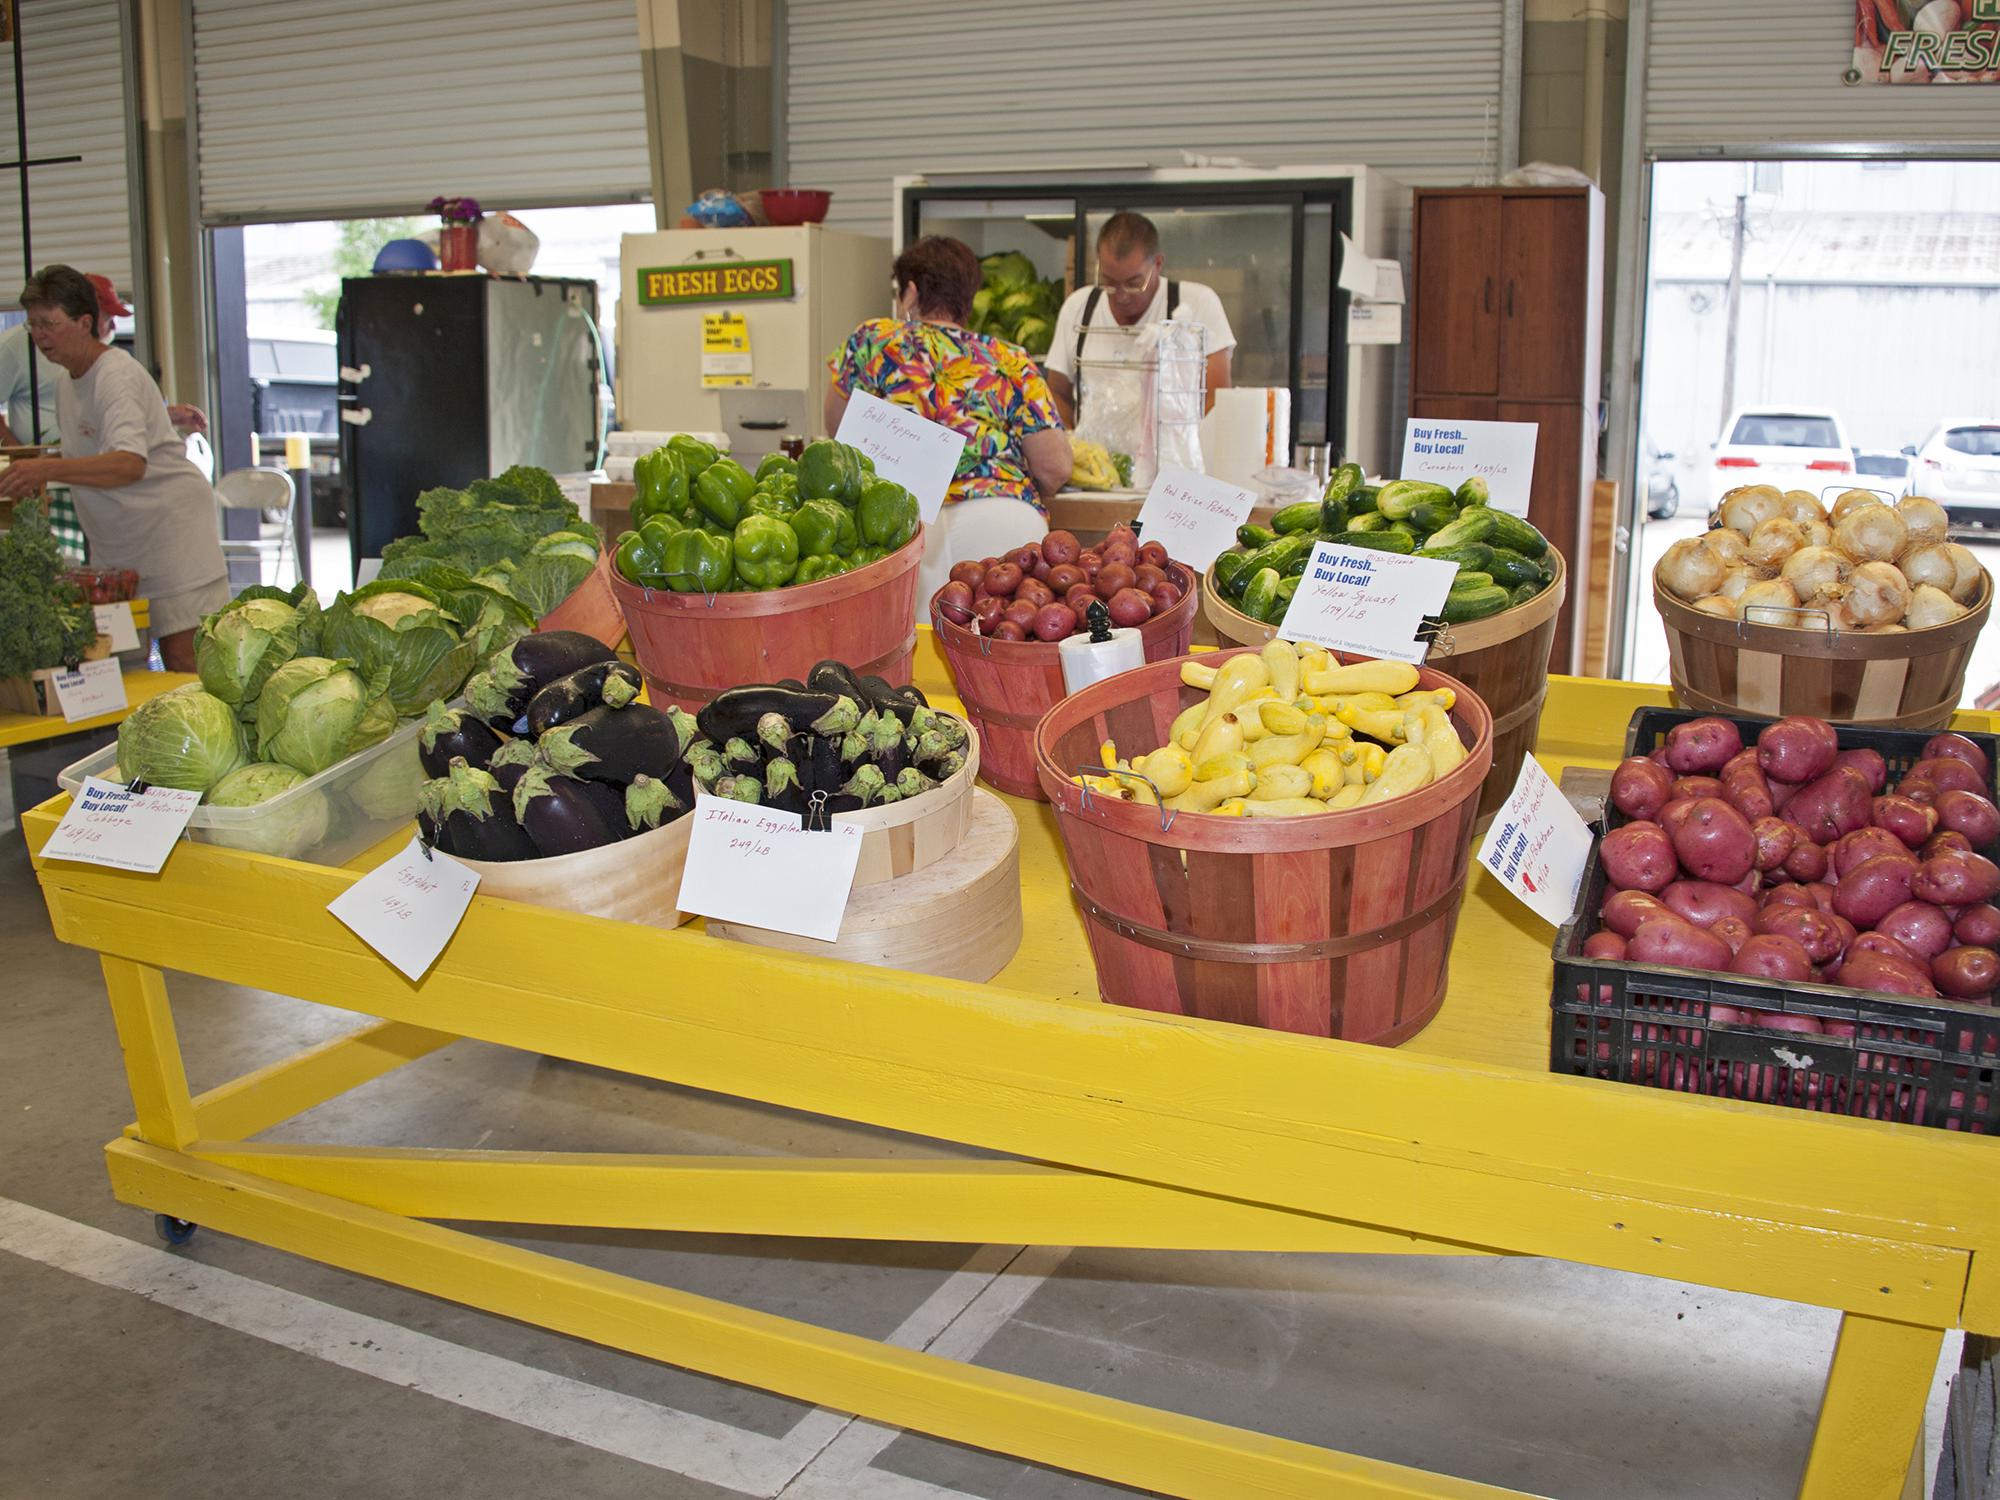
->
xmin=787 ymin=0 xmax=1507 ymax=231
xmin=190 ymin=0 xmax=650 ymax=224
xmin=1645 ymin=0 xmax=2000 ymax=154
xmin=0 ymin=0 xmax=135 ymax=297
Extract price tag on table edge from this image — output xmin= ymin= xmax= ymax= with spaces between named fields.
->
xmin=674 ymin=793 xmax=865 ymax=943
xmin=1275 ymin=542 xmax=1459 ymax=665
xmin=328 ymin=836 xmax=481 ymax=984
xmin=834 ymin=389 xmax=968 ymax=525
xmin=93 ymin=601 xmax=140 ymax=652
xmin=1476 ymin=754 xmax=1592 ymax=929
xmin=1133 ymin=462 xmax=1258 ymax=571
xmin=1399 ymin=418 xmax=1539 ymax=518
xmin=41 ymin=776 xmax=201 ymax=874
xmin=52 ymin=656 xmax=128 ymax=723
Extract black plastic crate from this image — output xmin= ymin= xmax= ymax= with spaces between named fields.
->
xmin=1549 ymin=706 xmax=2000 ymax=1131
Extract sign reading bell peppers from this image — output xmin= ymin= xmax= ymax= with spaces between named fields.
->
xmin=836 ymin=391 xmax=967 ymax=524
xmin=637 ymin=259 xmax=795 ymax=307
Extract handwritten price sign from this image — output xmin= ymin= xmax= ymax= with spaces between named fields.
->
xmin=1399 ymin=418 xmax=1538 ymax=517
xmin=835 ymin=389 xmax=967 ymax=524
xmin=1134 ymin=463 xmax=1258 ymax=570
xmin=42 ymin=777 xmax=202 ymax=872
xmin=1476 ymin=754 xmax=1592 ymax=928
xmin=328 ymin=837 xmax=481 ymax=982
xmin=675 ymin=793 xmax=864 ymax=941
xmin=1276 ymin=542 xmax=1459 ymax=664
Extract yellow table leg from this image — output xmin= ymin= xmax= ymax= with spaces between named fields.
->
xmin=1798 ymin=1313 xmax=1944 ymax=1500
xmin=101 ymin=957 xmax=197 ymax=1150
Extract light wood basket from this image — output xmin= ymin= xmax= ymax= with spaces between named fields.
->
xmin=457 ymin=811 xmax=694 ymax=928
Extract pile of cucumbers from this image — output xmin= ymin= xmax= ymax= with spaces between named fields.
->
xmin=1211 ymin=463 xmax=1556 ymax=626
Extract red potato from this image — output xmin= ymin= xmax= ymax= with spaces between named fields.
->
xmin=983 ymin=562 xmax=1024 ymax=598
xmin=1040 ymin=530 xmax=1082 ymax=567
xmin=1729 ymin=933 xmax=1814 ymax=980
xmin=1015 ymin=579 xmax=1054 ymax=610
xmin=1762 ymin=884 xmax=1818 ymax=911
xmin=1583 ymin=930 xmax=1629 ymax=960
xmin=935 ymin=580 xmax=976 ymax=625
xmin=1954 ymin=904 xmax=2000 ymax=947
xmin=1601 ymin=822 xmax=1678 ymax=892
xmin=1671 ymin=798 xmax=1756 ymax=883
xmin=1649 ymin=746 xmax=1671 ymax=768
xmin=1848 ymin=931 xmax=1920 ymax=967
xmin=1707 ymin=1003 xmax=1749 ymax=1024
xmin=1923 ymin=731 xmax=1991 ymax=779
xmin=1757 ymin=716 xmax=1840 ymax=784
xmin=1837 ymin=951 xmax=1939 ymax=998
xmin=1139 ymin=539 xmax=1170 ymax=569
xmin=973 ymin=595 xmax=1006 ymax=634
xmin=1032 ymin=557 xmax=1054 ymax=584
xmin=1875 ymin=901 xmax=1955 ymax=961
xmin=1001 ymin=599 xmax=1040 ymax=633
xmin=1752 ymin=816 xmax=1797 ymax=872
xmin=1657 ymin=797 xmax=1701 ymax=837
xmin=1601 ymin=888 xmax=1674 ymax=937
xmin=1665 ymin=716 xmax=1743 ymax=774
xmin=989 ymin=619 xmax=1029 ymax=642
xmin=1150 ymin=584 xmax=1182 ymax=615
xmin=1008 ymin=545 xmax=1043 ymax=574
xmin=1721 ymin=748 xmax=1762 ymax=781
xmin=1046 ymin=563 xmax=1085 ymax=595
xmin=1133 ymin=563 xmax=1166 ymax=591
xmin=1671 ymin=775 xmax=1726 ymax=803
xmin=1831 ymin=748 xmax=1889 ymax=795
xmin=1100 ymin=541 xmax=1138 ymax=569
xmin=1757 ymin=1011 xmax=1827 ymax=1034
xmin=1827 ymin=912 xmax=1858 ymax=954
xmin=1935 ymin=789 xmax=2000 ymax=847
xmin=1783 ymin=836 xmax=1829 ymax=882
xmin=1063 ymin=584 xmax=1100 ymax=615
xmin=1077 ymin=551 xmax=1102 ymax=578
xmin=1723 ymin=773 xmax=1775 ymax=822
xmin=949 ymin=560 xmax=986 ymax=589
xmin=1755 ymin=904 xmax=1844 ymax=964
xmin=1626 ymin=915 xmax=1733 ymax=971
xmin=1831 ymin=852 xmax=1919 ymax=927
xmin=1032 ymin=603 xmax=1077 ymax=642
xmin=1610 ymin=757 xmax=1675 ymax=820
xmin=1785 ymin=766 xmax=1873 ymax=844
xmin=1662 ymin=879 xmax=1758 ymax=929
xmin=1924 ymin=829 xmax=1974 ymax=860
xmin=1771 ymin=778 xmax=1801 ymax=813
xmin=1914 ymin=849 xmax=2000 ymax=906
xmin=1871 ymin=794 xmax=1938 ymax=849
xmin=1899 ymin=778 xmax=1939 ymax=807
xmin=1933 ymin=945 xmax=2000 ymax=999
xmin=1909 ymin=757 xmax=1986 ymax=797
xmin=1096 ymin=562 xmax=1138 ymax=598
xmin=1833 ymin=825 xmax=1909 ymax=877
xmin=1107 ymin=588 xmax=1154 ymax=628
xmin=1711 ymin=914 xmax=1754 ymax=954
xmin=1804 ymin=880 xmax=1837 ymax=911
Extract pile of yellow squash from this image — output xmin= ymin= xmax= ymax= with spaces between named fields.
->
xmin=1074 ymin=639 xmax=1468 ymax=817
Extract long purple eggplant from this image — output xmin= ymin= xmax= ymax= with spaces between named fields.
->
xmin=431 ymin=757 xmax=538 ymax=861
xmin=525 ymin=660 xmax=643 ymax=738
xmin=538 ymin=702 xmax=682 ymax=785
xmin=512 ymin=762 xmax=629 ymax=856
xmin=419 ymin=700 xmax=507 ymax=779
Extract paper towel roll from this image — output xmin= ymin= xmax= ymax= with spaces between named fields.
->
xmin=1200 ymin=387 xmax=1290 ymax=489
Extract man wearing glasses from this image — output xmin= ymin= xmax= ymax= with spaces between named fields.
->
xmin=1043 ymin=212 xmax=1235 ymax=433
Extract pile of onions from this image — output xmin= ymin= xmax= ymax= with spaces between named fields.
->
xmin=1655 ymin=485 xmax=1986 ymax=632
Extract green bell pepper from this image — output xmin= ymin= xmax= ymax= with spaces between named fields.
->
xmin=692 ymin=458 xmax=754 ymax=530
xmin=666 ymin=434 xmax=719 ymax=479
xmin=856 ymin=478 xmax=919 ymax=550
xmin=612 ymin=528 xmax=656 ymax=587
xmin=754 ymin=452 xmax=798 ymax=486
xmin=792 ymin=554 xmax=851 ymax=586
xmin=731 ymin=514 xmax=801 ymax=589
xmin=848 ymin=545 xmax=889 ymax=569
xmin=798 ymin=438 xmax=864 ymax=504
xmin=626 ymin=518 xmax=683 ymax=589
xmin=631 ymin=448 xmax=691 ymax=529
xmin=749 ymin=472 xmax=799 ymax=514
xmin=792 ymin=497 xmax=858 ymax=558
xmin=661 ymin=525 xmax=734 ymax=594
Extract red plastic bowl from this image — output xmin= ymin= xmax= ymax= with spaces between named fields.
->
xmin=760 ymin=189 xmax=832 ymax=225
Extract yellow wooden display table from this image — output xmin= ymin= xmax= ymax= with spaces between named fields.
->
xmin=23 ymin=631 xmax=2000 ymax=1499
xmin=0 ymin=668 xmax=192 ymax=749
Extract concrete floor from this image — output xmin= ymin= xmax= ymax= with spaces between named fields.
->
xmin=0 ymin=780 xmax=1965 ymax=1498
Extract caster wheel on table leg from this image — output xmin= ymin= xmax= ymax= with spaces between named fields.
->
xmin=153 ymin=1214 xmax=197 ymax=1245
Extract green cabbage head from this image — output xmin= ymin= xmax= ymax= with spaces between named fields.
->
xmin=115 ymin=684 xmax=247 ymax=794
xmin=195 ymin=591 xmax=305 ymax=714
xmin=203 ymin=761 xmax=331 ymax=859
xmin=318 ymin=580 xmax=475 ymax=716
xmin=256 ymin=657 xmax=396 ymax=776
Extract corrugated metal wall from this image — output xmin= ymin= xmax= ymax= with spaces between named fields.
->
xmin=189 ymin=0 xmax=651 ymax=224
xmin=787 ymin=0 xmax=1506 ymax=232
xmin=1645 ymin=0 xmax=2000 ymax=154
xmin=0 ymin=0 xmax=134 ymax=297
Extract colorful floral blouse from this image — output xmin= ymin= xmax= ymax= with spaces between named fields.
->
xmin=829 ymin=319 xmax=1063 ymax=512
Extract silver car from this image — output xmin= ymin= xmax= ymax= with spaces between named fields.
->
xmin=1907 ymin=422 xmax=2000 ymax=523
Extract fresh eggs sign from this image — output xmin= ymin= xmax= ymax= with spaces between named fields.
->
xmin=637 ymin=259 xmax=796 ymax=307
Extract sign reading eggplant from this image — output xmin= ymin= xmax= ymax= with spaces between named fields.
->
xmin=1277 ymin=542 xmax=1459 ymax=666
xmin=835 ymin=390 xmax=967 ymax=524
xmin=1851 ymin=0 xmax=2000 ymax=83
xmin=329 ymin=836 xmax=481 ymax=982
xmin=637 ymin=259 xmax=795 ymax=307
xmin=675 ymin=793 xmax=864 ymax=942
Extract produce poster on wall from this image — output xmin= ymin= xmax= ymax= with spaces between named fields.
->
xmin=1851 ymin=0 xmax=2000 ymax=83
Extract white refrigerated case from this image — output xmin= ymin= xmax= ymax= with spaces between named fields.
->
xmin=616 ymin=225 xmax=890 ymax=438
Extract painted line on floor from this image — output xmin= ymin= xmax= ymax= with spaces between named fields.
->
xmin=0 ymin=1197 xmax=1017 ymax=1499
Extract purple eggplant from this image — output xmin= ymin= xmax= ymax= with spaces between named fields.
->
xmin=539 ymin=702 xmax=682 ymax=785
xmin=625 ymin=773 xmax=686 ymax=833
xmin=430 ymin=757 xmax=538 ymax=861
xmin=525 ymin=660 xmax=643 ymax=738
xmin=419 ymin=700 xmax=507 ymax=779
xmin=512 ymin=762 xmax=629 ymax=856
xmin=482 ymin=630 xmax=619 ymax=725
xmin=485 ymin=736 xmax=539 ymax=795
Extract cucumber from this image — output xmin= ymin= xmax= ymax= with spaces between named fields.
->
xmin=1213 ymin=550 xmax=1252 ymax=599
xmin=1270 ymin=500 xmax=1321 ymax=535
xmin=1235 ymin=523 xmax=1277 ymax=551
xmin=1387 ymin=520 xmax=1419 ymax=546
xmin=1322 ymin=463 xmax=1364 ymax=506
xmin=1331 ymin=529 xmax=1415 ymax=555
xmin=1485 ymin=511 xmax=1549 ymax=559
xmin=1441 ymin=581 xmax=1512 ymax=623
xmin=1375 ymin=479 xmax=1455 ymax=522
xmin=1242 ymin=533 xmax=1314 ymax=579
xmin=1421 ymin=508 xmax=1499 ymax=552
xmin=1508 ymin=581 xmax=1541 ymax=608
xmin=1417 ymin=542 xmax=1497 ymax=575
xmin=1269 ymin=575 xmax=1300 ymax=622
xmin=1407 ymin=498 xmax=1459 ymax=537
xmin=1485 ymin=548 xmax=1545 ymax=588
xmin=1345 ymin=510 xmax=1389 ymax=533
xmin=1455 ymin=476 xmax=1491 ymax=508
xmin=1240 ymin=566 xmax=1281 ymax=623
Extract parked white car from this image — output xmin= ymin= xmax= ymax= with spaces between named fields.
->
xmin=1708 ymin=406 xmax=1854 ymax=509
xmin=1907 ymin=421 xmax=2000 ymax=523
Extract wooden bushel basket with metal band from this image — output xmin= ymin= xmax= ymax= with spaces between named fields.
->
xmin=930 ymin=563 xmax=1199 ymax=800
xmin=1654 ymin=569 xmax=1991 ymax=731
xmin=1203 ymin=549 xmax=1565 ymax=832
xmin=608 ymin=532 xmax=923 ymax=712
xmin=1033 ymin=647 xmax=1493 ymax=1044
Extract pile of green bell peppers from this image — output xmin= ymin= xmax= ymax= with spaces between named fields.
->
xmin=611 ymin=435 xmax=921 ymax=595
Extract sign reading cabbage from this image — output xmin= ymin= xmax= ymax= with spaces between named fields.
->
xmin=967 ymin=251 xmax=1063 ymax=358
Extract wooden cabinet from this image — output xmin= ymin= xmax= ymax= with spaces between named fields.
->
xmin=1410 ymin=186 xmax=1603 ymax=673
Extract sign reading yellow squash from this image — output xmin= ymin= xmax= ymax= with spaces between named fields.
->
xmin=637 ymin=259 xmax=795 ymax=307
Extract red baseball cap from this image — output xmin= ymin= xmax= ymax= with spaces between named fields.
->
xmin=89 ymin=273 xmax=131 ymax=322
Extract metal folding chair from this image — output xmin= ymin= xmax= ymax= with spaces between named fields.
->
xmin=214 ymin=465 xmax=299 ymax=587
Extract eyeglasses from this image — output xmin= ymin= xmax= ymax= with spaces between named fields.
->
xmin=26 ymin=314 xmax=73 ymax=334
xmin=1095 ymin=266 xmax=1158 ymax=297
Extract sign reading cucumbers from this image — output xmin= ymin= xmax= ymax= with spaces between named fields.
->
xmin=638 ymin=260 xmax=795 ymax=307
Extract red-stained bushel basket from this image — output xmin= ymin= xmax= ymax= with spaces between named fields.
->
xmin=931 ymin=562 xmax=1200 ymax=800
xmin=1034 ymin=647 xmax=1494 ymax=1043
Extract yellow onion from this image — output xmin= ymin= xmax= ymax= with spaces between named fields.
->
xmin=1843 ymin=561 xmax=1911 ymax=628
xmin=1702 ymin=527 xmax=1750 ymax=567
xmin=1904 ymin=583 xmax=1968 ymax=630
xmin=1802 ymin=518 xmax=1834 ymax=549
xmin=1718 ymin=486 xmax=1784 ymax=534
xmin=1658 ymin=536 xmax=1725 ymax=600
xmin=1715 ymin=565 xmax=1769 ymax=603
xmin=1738 ymin=576 xmax=1804 ymax=627
xmin=1833 ymin=503 xmax=1907 ymax=563
xmin=1901 ymin=541 xmax=1984 ymax=603
xmin=1780 ymin=489 xmax=1827 ymax=526
xmin=1830 ymin=489 xmax=1885 ymax=524
xmin=1895 ymin=495 xmax=1948 ymax=551
xmin=1780 ymin=545 xmax=1851 ymax=603
xmin=1745 ymin=516 xmax=1807 ymax=568
xmin=1692 ymin=594 xmax=1737 ymax=618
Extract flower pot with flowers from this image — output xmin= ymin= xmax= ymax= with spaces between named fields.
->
xmin=430 ymin=196 xmax=483 ymax=272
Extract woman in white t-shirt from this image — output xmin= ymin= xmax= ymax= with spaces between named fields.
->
xmin=0 ymin=265 xmax=228 ymax=672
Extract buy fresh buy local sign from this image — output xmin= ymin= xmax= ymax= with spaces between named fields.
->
xmin=638 ymin=260 xmax=794 ymax=307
